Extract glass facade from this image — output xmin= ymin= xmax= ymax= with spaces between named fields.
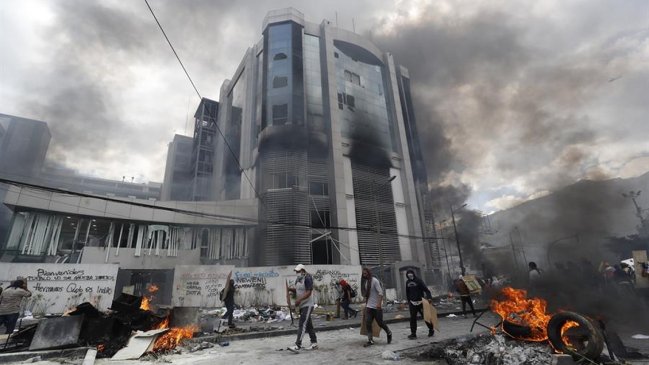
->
xmin=303 ymin=35 xmax=324 ymax=132
xmin=263 ymin=22 xmax=304 ymax=129
xmin=334 ymin=46 xmax=397 ymax=151
xmin=224 ymin=70 xmax=246 ymax=200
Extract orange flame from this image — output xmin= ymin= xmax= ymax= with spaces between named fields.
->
xmin=150 ymin=317 xmax=199 ymax=352
xmin=560 ymin=321 xmax=580 ymax=349
xmin=148 ymin=284 xmax=159 ymax=293
xmin=140 ymin=296 xmax=151 ymax=311
xmin=490 ymin=287 xmax=552 ymax=341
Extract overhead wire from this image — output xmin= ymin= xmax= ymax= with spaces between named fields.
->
xmin=143 ymin=0 xmax=264 ymax=206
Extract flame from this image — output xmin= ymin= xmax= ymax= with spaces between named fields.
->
xmin=140 ymin=284 xmax=159 ymax=311
xmin=140 ymin=296 xmax=151 ymax=311
xmin=560 ymin=321 xmax=580 ymax=349
xmin=150 ymin=317 xmax=199 ymax=352
xmin=490 ymin=287 xmax=552 ymax=341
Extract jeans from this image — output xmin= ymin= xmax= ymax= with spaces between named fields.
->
xmin=460 ymin=295 xmax=476 ymax=315
xmin=341 ymin=299 xmax=355 ymax=318
xmin=222 ymin=300 xmax=234 ymax=326
xmin=365 ymin=308 xmax=391 ymax=341
xmin=408 ymin=303 xmax=434 ymax=335
xmin=0 ymin=313 xmax=20 ymax=334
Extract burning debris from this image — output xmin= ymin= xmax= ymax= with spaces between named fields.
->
xmin=411 ymin=333 xmax=553 ymax=365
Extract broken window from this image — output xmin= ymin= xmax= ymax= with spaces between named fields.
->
xmin=273 ymin=52 xmax=287 ymax=60
xmin=344 ymin=70 xmax=361 ymax=85
xmin=272 ymin=76 xmax=288 ymax=88
xmin=272 ymin=104 xmax=288 ymax=125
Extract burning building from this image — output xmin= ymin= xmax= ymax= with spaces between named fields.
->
xmin=159 ymin=8 xmax=436 ymax=275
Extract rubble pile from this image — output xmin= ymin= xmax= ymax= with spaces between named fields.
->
xmin=412 ymin=334 xmax=552 ymax=365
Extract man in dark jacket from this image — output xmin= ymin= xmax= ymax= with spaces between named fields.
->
xmin=221 ymin=279 xmax=236 ymax=328
xmin=405 ymin=269 xmax=434 ymax=339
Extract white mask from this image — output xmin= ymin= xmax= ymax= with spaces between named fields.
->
xmin=407 ymin=274 xmax=414 ymax=280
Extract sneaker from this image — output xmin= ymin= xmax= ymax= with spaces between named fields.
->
xmin=305 ymin=343 xmax=318 ymax=350
xmin=408 ymin=334 xmax=417 ymax=340
xmin=428 ymin=330 xmax=435 ymax=337
xmin=287 ymin=345 xmax=301 ymax=353
xmin=363 ymin=340 xmax=374 ymax=347
xmin=387 ymin=332 xmax=392 ymax=344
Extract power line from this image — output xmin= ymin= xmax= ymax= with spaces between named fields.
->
xmin=144 ymin=0 xmax=201 ymax=99
xmin=143 ymin=0 xmax=263 ymax=205
xmin=1 ymin=177 xmax=446 ymax=241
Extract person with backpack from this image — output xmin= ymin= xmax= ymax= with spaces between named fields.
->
xmin=339 ymin=279 xmax=358 ymax=319
xmin=405 ymin=269 xmax=435 ymax=339
xmin=220 ymin=279 xmax=236 ymax=329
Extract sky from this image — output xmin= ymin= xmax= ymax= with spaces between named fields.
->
xmin=1 ymin=0 xmax=648 ymax=213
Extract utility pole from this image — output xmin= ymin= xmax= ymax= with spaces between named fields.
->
xmin=450 ymin=203 xmax=467 ymax=276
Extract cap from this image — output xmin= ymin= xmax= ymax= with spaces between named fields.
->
xmin=294 ymin=264 xmax=306 ymax=272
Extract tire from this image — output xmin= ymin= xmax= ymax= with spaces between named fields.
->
xmin=547 ymin=311 xmax=604 ymax=361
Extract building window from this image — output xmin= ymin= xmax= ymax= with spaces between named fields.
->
xmin=270 ymin=172 xmax=299 ymax=188
xmin=344 ymin=70 xmax=361 ymax=86
xmin=334 ymin=52 xmax=339 ymax=58
xmin=272 ymin=76 xmax=288 ymax=88
xmin=272 ymin=104 xmax=288 ymax=125
xmin=309 ymin=181 xmax=328 ymax=196
xmin=346 ymin=95 xmax=355 ymax=108
xmin=273 ymin=52 xmax=287 ymax=60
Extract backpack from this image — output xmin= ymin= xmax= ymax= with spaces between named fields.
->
xmin=350 ymin=288 xmax=357 ymax=298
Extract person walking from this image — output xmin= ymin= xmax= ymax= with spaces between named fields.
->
xmin=333 ymin=281 xmax=343 ymax=318
xmin=362 ymin=267 xmax=392 ymax=347
xmin=0 ymin=279 xmax=31 ymax=334
xmin=339 ymin=279 xmax=358 ymax=319
xmin=220 ymin=278 xmax=236 ymax=329
xmin=405 ymin=269 xmax=435 ymax=339
xmin=288 ymin=264 xmax=318 ymax=352
xmin=454 ymin=275 xmax=476 ymax=317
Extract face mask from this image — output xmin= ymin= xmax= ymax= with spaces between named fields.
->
xmin=407 ymin=274 xmax=414 ymax=280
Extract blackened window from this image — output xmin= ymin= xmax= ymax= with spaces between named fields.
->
xmin=272 ymin=76 xmax=288 ymax=88
xmin=272 ymin=104 xmax=288 ymax=125
xmin=346 ymin=95 xmax=355 ymax=108
xmin=309 ymin=181 xmax=328 ymax=196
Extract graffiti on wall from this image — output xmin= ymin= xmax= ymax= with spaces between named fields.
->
xmin=0 ymin=264 xmax=119 ymax=314
xmin=172 ymin=265 xmax=362 ymax=307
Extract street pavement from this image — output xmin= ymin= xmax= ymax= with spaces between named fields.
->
xmin=103 ymin=313 xmax=499 ymax=365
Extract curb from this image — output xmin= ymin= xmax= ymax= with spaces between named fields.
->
xmin=0 ymin=347 xmax=91 ymax=363
xmin=193 ymin=308 xmax=488 ymax=343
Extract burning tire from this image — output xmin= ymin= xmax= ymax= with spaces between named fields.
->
xmin=547 ymin=311 xmax=604 ymax=361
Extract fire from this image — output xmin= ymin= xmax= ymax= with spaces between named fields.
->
xmin=140 ymin=284 xmax=160 ymax=311
xmin=560 ymin=321 xmax=580 ymax=348
xmin=140 ymin=296 xmax=151 ymax=311
xmin=491 ymin=287 xmax=552 ymax=341
xmin=150 ymin=317 xmax=199 ymax=352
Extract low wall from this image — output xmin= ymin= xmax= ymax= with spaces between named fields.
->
xmin=172 ymin=264 xmax=363 ymax=307
xmin=0 ymin=264 xmax=119 ymax=314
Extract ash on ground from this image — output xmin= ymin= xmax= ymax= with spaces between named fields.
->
xmin=406 ymin=333 xmax=552 ymax=365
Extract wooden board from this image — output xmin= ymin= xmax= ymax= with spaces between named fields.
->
xmin=359 ymin=308 xmax=382 ymax=337
xmin=462 ymin=274 xmax=482 ymax=294
xmin=633 ymin=250 xmax=649 ymax=289
xmin=423 ymin=300 xmax=438 ymax=329
xmin=221 ymin=271 xmax=233 ymax=300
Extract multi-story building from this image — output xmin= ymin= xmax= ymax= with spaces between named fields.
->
xmin=198 ymin=8 xmax=435 ymax=280
xmin=2 ymin=9 xmax=438 ymax=292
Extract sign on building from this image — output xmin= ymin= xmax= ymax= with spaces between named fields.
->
xmin=0 ymin=264 xmax=119 ymax=314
